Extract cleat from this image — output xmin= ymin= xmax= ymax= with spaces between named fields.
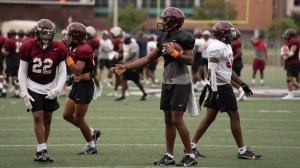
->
xmin=192 ymin=148 xmax=206 ymax=158
xmin=176 ymin=155 xmax=197 ymax=167
xmin=78 ymin=145 xmax=97 ymax=155
xmin=93 ymin=130 xmax=101 ymax=143
xmin=140 ymin=94 xmax=149 ymax=101
xmin=34 ymin=149 xmax=54 ymax=163
xmin=237 ymin=148 xmax=261 ymax=160
xmin=115 ymin=96 xmax=126 ymax=101
xmin=153 ymin=154 xmax=175 ymax=166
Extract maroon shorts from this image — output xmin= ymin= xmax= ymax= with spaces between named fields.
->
xmin=252 ymin=58 xmax=265 ymax=71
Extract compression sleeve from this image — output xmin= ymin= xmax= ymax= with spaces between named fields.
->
xmin=208 ymin=62 xmax=218 ymax=92
xmin=55 ymin=61 xmax=67 ymax=91
xmin=18 ymin=60 xmax=29 ymax=96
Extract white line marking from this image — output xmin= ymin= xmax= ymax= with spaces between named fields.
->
xmin=0 ymin=143 xmax=298 ymax=149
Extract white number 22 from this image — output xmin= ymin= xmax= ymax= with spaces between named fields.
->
xmin=32 ymin=58 xmax=53 ymax=74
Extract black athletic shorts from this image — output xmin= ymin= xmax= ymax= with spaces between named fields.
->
xmin=0 ymin=55 xmax=4 ymax=72
xmin=6 ymin=55 xmax=20 ymax=76
xmin=204 ymin=84 xmax=238 ymax=112
xmin=286 ymin=64 xmax=300 ymax=78
xmin=99 ymin=59 xmax=112 ymax=70
xmin=28 ymin=89 xmax=60 ymax=112
xmin=123 ymin=69 xmax=140 ymax=83
xmin=68 ymin=79 xmax=94 ymax=104
xmin=192 ymin=52 xmax=202 ymax=73
xmin=160 ymin=83 xmax=191 ymax=112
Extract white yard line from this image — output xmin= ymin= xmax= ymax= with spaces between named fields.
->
xmin=0 ymin=143 xmax=298 ymax=149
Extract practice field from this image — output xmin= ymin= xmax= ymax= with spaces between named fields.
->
xmin=0 ymin=67 xmax=299 ymax=168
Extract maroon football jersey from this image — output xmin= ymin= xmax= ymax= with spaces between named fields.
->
xmin=3 ymin=38 xmax=18 ymax=56
xmin=231 ymin=40 xmax=242 ymax=59
xmin=19 ymin=39 xmax=68 ymax=84
xmin=68 ymin=43 xmax=94 ymax=74
xmin=86 ymin=37 xmax=100 ymax=51
xmin=286 ymin=38 xmax=300 ymax=65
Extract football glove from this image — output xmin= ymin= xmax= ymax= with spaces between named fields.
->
xmin=241 ymin=83 xmax=253 ymax=97
xmin=45 ymin=88 xmax=60 ymax=100
xmin=22 ymin=93 xmax=35 ymax=110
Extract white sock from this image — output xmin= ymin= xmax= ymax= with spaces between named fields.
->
xmin=191 ymin=142 xmax=197 ymax=149
xmin=87 ymin=141 xmax=95 ymax=148
xmin=186 ymin=153 xmax=195 ymax=159
xmin=288 ymin=91 xmax=293 ymax=96
xmin=252 ymin=79 xmax=255 ymax=84
xmin=37 ymin=143 xmax=46 ymax=152
xmin=260 ymin=79 xmax=264 ymax=84
xmin=166 ymin=153 xmax=174 ymax=159
xmin=90 ymin=128 xmax=94 ymax=136
xmin=238 ymin=146 xmax=247 ymax=154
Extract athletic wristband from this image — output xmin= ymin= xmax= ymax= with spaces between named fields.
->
xmin=171 ymin=50 xmax=179 ymax=58
xmin=66 ymin=57 xmax=74 ymax=66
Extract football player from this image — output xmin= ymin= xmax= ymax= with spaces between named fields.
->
xmin=0 ymin=30 xmax=6 ymax=97
xmin=230 ymin=29 xmax=246 ymax=101
xmin=193 ymin=21 xmax=261 ymax=160
xmin=281 ymin=28 xmax=300 ymax=100
xmin=86 ymin=26 xmax=101 ymax=96
xmin=112 ymin=7 xmax=197 ymax=166
xmin=18 ymin=19 xmax=67 ymax=162
xmin=62 ymin=22 xmax=101 ymax=155
xmin=2 ymin=29 xmax=20 ymax=98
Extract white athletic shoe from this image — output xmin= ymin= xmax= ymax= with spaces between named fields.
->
xmin=282 ymin=94 xmax=294 ymax=100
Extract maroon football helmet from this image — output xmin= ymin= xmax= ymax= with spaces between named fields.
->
xmin=234 ymin=29 xmax=241 ymax=40
xmin=18 ymin=29 xmax=25 ymax=39
xmin=26 ymin=27 xmax=36 ymax=38
xmin=284 ymin=28 xmax=296 ymax=41
xmin=66 ymin=22 xmax=87 ymax=48
xmin=212 ymin=21 xmax=236 ymax=44
xmin=157 ymin=7 xmax=185 ymax=32
xmin=7 ymin=29 xmax=17 ymax=38
xmin=36 ymin=19 xmax=56 ymax=50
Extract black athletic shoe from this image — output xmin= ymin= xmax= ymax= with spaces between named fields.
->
xmin=115 ymin=96 xmax=126 ymax=101
xmin=78 ymin=146 xmax=97 ymax=155
xmin=192 ymin=148 xmax=206 ymax=158
xmin=140 ymin=94 xmax=149 ymax=101
xmin=34 ymin=149 xmax=54 ymax=163
xmin=176 ymin=155 xmax=197 ymax=167
xmin=153 ymin=154 xmax=175 ymax=166
xmin=237 ymin=148 xmax=261 ymax=160
xmin=93 ymin=130 xmax=101 ymax=143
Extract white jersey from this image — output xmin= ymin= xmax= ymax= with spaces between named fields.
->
xmin=207 ymin=39 xmax=233 ymax=85
xmin=201 ymin=38 xmax=214 ymax=59
xmin=147 ymin=41 xmax=157 ymax=54
xmin=194 ymin=38 xmax=204 ymax=53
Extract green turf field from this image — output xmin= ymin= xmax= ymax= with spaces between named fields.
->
xmin=0 ymin=67 xmax=299 ymax=168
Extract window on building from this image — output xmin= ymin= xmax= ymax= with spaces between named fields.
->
xmin=295 ymin=0 xmax=300 ymax=6
xmin=171 ymin=0 xmax=194 ymax=8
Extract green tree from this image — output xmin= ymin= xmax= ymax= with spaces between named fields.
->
xmin=107 ymin=3 xmax=146 ymax=33
xmin=266 ymin=18 xmax=298 ymax=39
xmin=290 ymin=11 xmax=300 ymax=33
xmin=192 ymin=0 xmax=237 ymax=20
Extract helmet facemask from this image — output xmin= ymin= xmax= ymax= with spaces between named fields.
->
xmin=36 ymin=28 xmax=55 ymax=50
